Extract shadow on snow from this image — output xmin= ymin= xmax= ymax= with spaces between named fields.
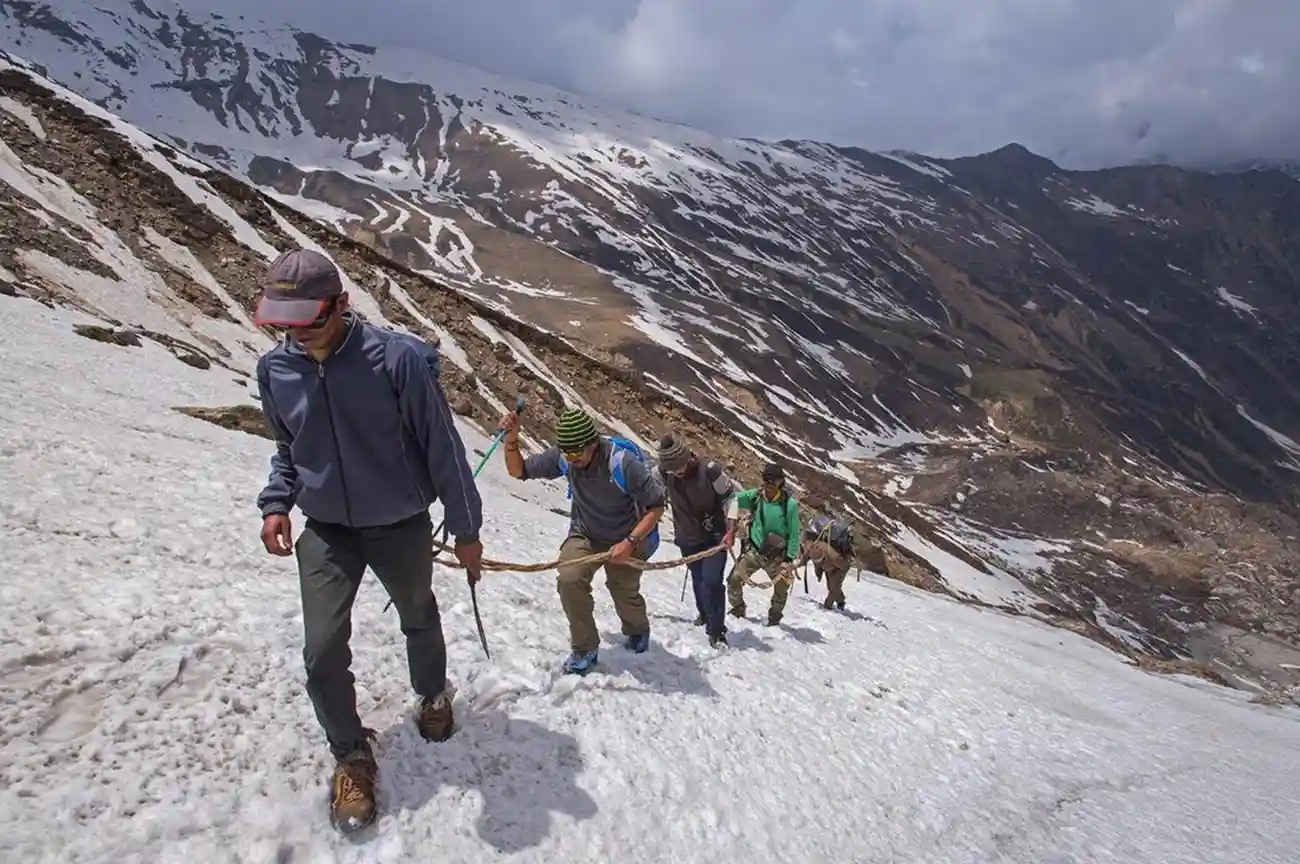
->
xmin=375 ymin=707 xmax=598 ymax=854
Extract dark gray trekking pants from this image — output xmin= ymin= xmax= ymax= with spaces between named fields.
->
xmin=295 ymin=510 xmax=446 ymax=760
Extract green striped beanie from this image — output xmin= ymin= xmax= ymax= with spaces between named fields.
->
xmin=555 ymin=407 xmax=598 ymax=450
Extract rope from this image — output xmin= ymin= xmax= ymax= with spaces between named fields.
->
xmin=728 ymin=540 xmax=796 ymax=590
xmin=431 ymin=538 xmax=730 ymax=573
xmin=743 ymin=564 xmax=798 ymax=589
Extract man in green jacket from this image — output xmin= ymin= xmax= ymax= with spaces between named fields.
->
xmin=727 ymin=463 xmax=801 ymax=626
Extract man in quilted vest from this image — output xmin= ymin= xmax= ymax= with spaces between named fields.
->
xmin=727 ymin=463 xmax=802 ymax=626
xmin=656 ymin=432 xmax=739 ymax=647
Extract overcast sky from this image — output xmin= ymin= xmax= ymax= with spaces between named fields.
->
xmin=208 ymin=0 xmax=1297 ymax=169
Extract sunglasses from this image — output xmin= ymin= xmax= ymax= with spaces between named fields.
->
xmin=301 ymin=299 xmax=339 ymax=329
xmin=273 ymin=298 xmax=338 ymax=333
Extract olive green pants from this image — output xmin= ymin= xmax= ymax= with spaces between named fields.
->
xmin=556 ymin=535 xmax=651 ymax=653
xmin=726 ymin=548 xmax=793 ymax=619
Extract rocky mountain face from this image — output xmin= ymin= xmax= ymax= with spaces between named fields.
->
xmin=1 ymin=0 xmax=1299 ymax=699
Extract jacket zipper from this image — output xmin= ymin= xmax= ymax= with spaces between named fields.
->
xmin=318 ymin=362 xmax=355 ymax=525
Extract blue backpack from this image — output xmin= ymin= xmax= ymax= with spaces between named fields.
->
xmin=558 ymin=434 xmax=661 ymax=558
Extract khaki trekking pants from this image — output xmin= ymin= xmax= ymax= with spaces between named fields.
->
xmin=556 ymin=535 xmax=651 ymax=654
xmin=805 ymin=540 xmax=849 ymax=608
xmin=727 ymin=548 xmax=793 ymax=619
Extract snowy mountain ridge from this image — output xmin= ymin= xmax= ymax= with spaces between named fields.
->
xmin=1 ymin=1 xmax=1300 ymax=697
xmin=5 ymin=0 xmax=1299 ymax=496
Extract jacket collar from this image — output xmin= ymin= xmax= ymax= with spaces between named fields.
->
xmin=282 ymin=311 xmax=361 ymax=361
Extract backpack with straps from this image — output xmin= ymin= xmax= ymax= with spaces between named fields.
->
xmin=827 ymin=518 xmax=854 ymax=555
xmin=559 ymin=435 xmax=661 ymax=558
xmin=802 ymin=513 xmax=853 ymax=554
xmin=804 ymin=513 xmax=831 ymax=541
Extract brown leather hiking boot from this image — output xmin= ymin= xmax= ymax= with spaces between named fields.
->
xmin=330 ymin=745 xmax=378 ymax=834
xmin=416 ymin=692 xmax=454 ymax=742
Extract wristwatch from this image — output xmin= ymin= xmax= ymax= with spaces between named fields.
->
xmin=626 ymin=534 xmax=641 ymax=545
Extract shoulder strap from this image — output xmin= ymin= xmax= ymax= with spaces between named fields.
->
xmin=608 ymin=445 xmax=629 ymax=494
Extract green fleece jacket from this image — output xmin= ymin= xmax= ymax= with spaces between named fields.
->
xmin=735 ymin=488 xmax=800 ymax=559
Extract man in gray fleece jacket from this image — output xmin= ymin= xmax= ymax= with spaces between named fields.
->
xmin=500 ymin=405 xmax=666 ymax=675
xmin=253 ymin=248 xmax=484 ymax=835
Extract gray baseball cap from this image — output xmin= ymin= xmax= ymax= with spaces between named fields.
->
xmin=254 ymin=248 xmax=344 ymax=327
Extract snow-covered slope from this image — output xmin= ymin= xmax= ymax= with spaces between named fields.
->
xmin=5 ymin=289 xmax=1300 ymax=864
xmin=2 ymin=25 xmax=1300 ymax=696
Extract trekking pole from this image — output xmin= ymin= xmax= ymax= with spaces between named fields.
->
xmin=383 ymin=396 xmax=526 ymax=621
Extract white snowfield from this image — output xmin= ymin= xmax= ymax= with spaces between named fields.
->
xmin=2 ymin=293 xmax=1300 ymax=864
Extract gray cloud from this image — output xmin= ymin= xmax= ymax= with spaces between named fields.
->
xmin=205 ymin=0 xmax=1300 ymax=168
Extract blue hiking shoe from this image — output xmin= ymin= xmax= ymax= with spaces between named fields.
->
xmin=563 ymin=649 xmax=599 ymax=675
xmin=625 ymin=633 xmax=650 ymax=653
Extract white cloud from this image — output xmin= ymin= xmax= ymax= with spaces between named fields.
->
xmin=191 ymin=0 xmax=1300 ymax=168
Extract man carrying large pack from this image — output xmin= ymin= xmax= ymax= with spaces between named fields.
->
xmin=501 ymin=405 xmax=666 ymax=674
xmin=727 ymin=463 xmax=801 ymax=626
xmin=801 ymin=513 xmax=855 ymax=610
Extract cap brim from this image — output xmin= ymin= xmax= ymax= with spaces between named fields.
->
xmin=254 ymin=296 xmax=328 ymax=327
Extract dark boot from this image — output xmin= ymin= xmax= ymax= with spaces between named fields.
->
xmin=416 ymin=692 xmax=454 ymax=742
xmin=729 ymin=604 xmax=746 ymax=618
xmin=693 ymin=614 xmax=706 ymax=626
xmin=709 ymin=632 xmax=727 ymax=648
xmin=766 ymin=610 xmax=782 ymax=626
xmin=330 ymin=744 xmax=378 ymax=834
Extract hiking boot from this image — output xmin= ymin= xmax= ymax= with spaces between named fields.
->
xmin=416 ymin=692 xmax=454 ymax=743
xmin=835 ymin=599 xmax=846 ymax=610
xmin=728 ymin=605 xmax=746 ymax=619
xmin=563 ymin=649 xmax=599 ymax=675
xmin=708 ymin=633 xmax=727 ymax=648
xmin=330 ymin=744 xmax=378 ymax=834
xmin=693 ymin=614 xmax=706 ymax=626
xmin=766 ymin=610 xmax=782 ymax=626
xmin=625 ymin=632 xmax=651 ymax=653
